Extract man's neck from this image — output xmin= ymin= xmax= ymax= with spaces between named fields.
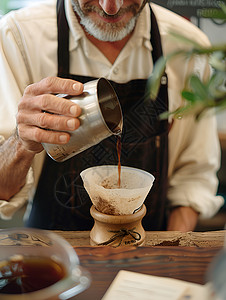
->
xmin=84 ymin=31 xmax=133 ymax=65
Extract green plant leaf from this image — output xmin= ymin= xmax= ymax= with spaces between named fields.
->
xmin=188 ymin=45 xmax=226 ymax=56
xmin=168 ymin=31 xmax=202 ymax=49
xmin=181 ymin=91 xmax=199 ymax=102
xmin=208 ymin=72 xmax=226 ymax=98
xmin=146 ymin=56 xmax=167 ymax=100
xmin=209 ymin=51 xmax=226 ymax=71
xmin=159 ymin=103 xmax=193 ymax=120
xmin=189 ymin=75 xmax=209 ymax=101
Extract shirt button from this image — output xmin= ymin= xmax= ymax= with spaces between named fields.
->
xmin=113 ymin=67 xmax=119 ymax=74
xmin=161 ymin=76 xmax=167 ymax=85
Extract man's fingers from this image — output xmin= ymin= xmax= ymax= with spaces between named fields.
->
xmin=16 ymin=76 xmax=84 ymax=150
xmin=18 ymin=93 xmax=82 ymax=118
xmin=17 ymin=111 xmax=80 ymax=132
xmin=17 ymin=124 xmax=71 ymax=145
xmin=24 ymin=76 xmax=84 ymax=96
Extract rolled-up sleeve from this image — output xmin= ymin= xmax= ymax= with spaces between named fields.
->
xmin=165 ymin=31 xmax=224 ymax=219
xmin=0 ymin=166 xmax=34 ymax=220
xmin=0 ymin=14 xmax=34 ymax=220
xmin=168 ymin=113 xmax=224 ymax=219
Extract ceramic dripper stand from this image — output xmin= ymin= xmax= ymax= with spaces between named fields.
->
xmin=80 ymin=166 xmax=155 ymax=247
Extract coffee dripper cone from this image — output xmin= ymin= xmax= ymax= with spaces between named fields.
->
xmin=80 ymin=165 xmax=155 ymax=216
xmin=80 ymin=165 xmax=155 ymax=247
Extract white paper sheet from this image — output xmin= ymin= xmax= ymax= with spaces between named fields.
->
xmin=102 ymin=270 xmax=213 ymax=300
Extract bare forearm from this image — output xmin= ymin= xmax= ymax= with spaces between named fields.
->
xmin=0 ymin=134 xmax=35 ymax=200
xmin=0 ymin=77 xmax=83 ymax=200
xmin=167 ymin=206 xmax=199 ymax=232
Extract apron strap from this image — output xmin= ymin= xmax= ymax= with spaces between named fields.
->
xmin=57 ymin=0 xmax=69 ymax=76
xmin=150 ymin=6 xmax=163 ymax=63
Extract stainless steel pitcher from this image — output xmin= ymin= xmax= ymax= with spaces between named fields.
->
xmin=42 ymin=78 xmax=123 ymax=162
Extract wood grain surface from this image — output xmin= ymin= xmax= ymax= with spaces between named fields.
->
xmin=73 ymin=245 xmax=222 ymax=300
xmin=56 ymin=230 xmax=226 ymax=247
xmin=54 ymin=230 xmax=225 ymax=299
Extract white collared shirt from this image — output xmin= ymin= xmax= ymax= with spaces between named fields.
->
xmin=0 ymin=0 xmax=223 ymax=220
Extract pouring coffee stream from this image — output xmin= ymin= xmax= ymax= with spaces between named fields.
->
xmin=117 ymin=134 xmax=122 ymax=188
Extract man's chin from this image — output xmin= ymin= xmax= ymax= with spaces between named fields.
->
xmin=81 ymin=17 xmax=137 ymax=42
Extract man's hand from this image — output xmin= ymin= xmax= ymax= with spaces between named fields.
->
xmin=16 ymin=76 xmax=83 ymax=153
xmin=167 ymin=206 xmax=199 ymax=232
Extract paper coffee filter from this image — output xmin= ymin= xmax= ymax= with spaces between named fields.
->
xmin=80 ymin=165 xmax=155 ymax=215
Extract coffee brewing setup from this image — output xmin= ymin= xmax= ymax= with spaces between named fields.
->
xmin=43 ymin=77 xmax=155 ymax=247
xmin=81 ymin=165 xmax=155 ymax=247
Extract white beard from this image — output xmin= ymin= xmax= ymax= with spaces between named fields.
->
xmin=71 ymin=1 xmax=141 ymax=42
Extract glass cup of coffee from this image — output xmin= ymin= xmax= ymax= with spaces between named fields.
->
xmin=0 ymin=227 xmax=90 ymax=299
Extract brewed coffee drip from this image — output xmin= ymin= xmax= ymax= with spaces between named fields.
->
xmin=116 ymin=134 xmax=122 ymax=188
xmin=80 ymin=166 xmax=155 ymax=215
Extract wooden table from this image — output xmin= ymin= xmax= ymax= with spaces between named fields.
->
xmin=56 ymin=230 xmax=225 ymax=300
xmin=56 ymin=230 xmax=225 ymax=247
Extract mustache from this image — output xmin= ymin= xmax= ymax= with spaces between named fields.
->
xmin=82 ymin=4 xmax=140 ymax=19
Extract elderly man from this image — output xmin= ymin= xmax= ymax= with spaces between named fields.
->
xmin=0 ymin=0 xmax=223 ymax=231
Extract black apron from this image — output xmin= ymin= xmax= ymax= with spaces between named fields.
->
xmin=26 ymin=0 xmax=169 ymax=231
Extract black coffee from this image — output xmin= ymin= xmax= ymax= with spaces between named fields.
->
xmin=0 ymin=255 xmax=66 ymax=294
xmin=117 ymin=135 xmax=122 ymax=187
